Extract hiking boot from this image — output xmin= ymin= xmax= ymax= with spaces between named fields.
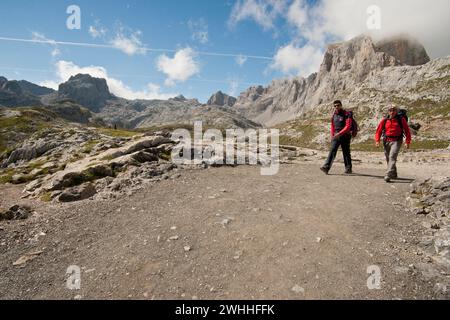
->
xmin=384 ymin=176 xmax=391 ymax=183
xmin=392 ymin=173 xmax=398 ymax=179
xmin=345 ymin=168 xmax=353 ymax=174
xmin=320 ymin=167 xmax=329 ymax=175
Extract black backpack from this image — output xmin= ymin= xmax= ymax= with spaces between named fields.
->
xmin=347 ymin=111 xmax=359 ymax=138
xmin=383 ymin=109 xmax=408 ymax=137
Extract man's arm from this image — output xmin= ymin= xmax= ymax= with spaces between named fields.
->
xmin=337 ymin=117 xmax=352 ymax=136
xmin=375 ymin=119 xmax=385 ymax=143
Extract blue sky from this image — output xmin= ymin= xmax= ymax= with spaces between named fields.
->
xmin=0 ymin=0 xmax=449 ymax=103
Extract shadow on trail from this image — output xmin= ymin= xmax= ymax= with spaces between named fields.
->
xmin=329 ymin=172 xmax=415 ymax=184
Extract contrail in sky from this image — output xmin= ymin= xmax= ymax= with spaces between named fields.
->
xmin=0 ymin=36 xmax=273 ymax=60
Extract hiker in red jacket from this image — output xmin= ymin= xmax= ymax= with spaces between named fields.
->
xmin=320 ymin=100 xmax=353 ymax=175
xmin=375 ymin=105 xmax=412 ymax=182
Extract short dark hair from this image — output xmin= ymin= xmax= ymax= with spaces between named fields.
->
xmin=333 ymin=100 xmax=342 ymax=106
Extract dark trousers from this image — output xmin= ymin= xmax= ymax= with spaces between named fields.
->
xmin=323 ymin=135 xmax=352 ymax=170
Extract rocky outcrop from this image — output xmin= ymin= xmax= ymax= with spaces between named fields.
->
xmin=207 ymin=91 xmax=237 ymax=107
xmin=407 ymin=177 xmax=450 ymax=294
xmin=0 ymin=205 xmax=33 ymax=221
xmin=2 ymin=139 xmax=61 ymax=167
xmin=375 ymin=36 xmax=430 ymax=66
xmin=58 ymin=74 xmax=113 ymax=112
xmin=45 ymin=102 xmax=92 ymax=124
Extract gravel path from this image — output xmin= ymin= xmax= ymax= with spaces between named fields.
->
xmin=0 ymin=161 xmax=447 ymax=299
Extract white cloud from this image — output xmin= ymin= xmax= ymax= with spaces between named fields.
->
xmin=39 ymin=80 xmax=59 ymax=90
xmin=110 ymin=29 xmax=146 ymax=56
xmin=41 ymin=60 xmax=178 ymax=100
xmin=51 ymin=48 xmax=61 ymax=57
xmin=31 ymin=32 xmax=56 ymax=45
xmin=271 ymin=43 xmax=323 ymax=76
xmin=188 ymin=18 xmax=209 ymax=44
xmin=228 ymin=79 xmax=239 ymax=97
xmin=89 ymin=25 xmax=107 ymax=39
xmin=286 ymin=0 xmax=450 ymax=58
xmin=157 ymin=48 xmax=200 ymax=86
xmin=31 ymin=31 xmax=61 ymax=57
xmin=228 ymin=0 xmax=287 ymax=30
xmin=235 ymin=55 xmax=248 ymax=66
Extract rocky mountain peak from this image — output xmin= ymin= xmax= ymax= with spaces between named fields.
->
xmin=58 ymin=74 xmax=113 ymax=112
xmin=207 ymin=91 xmax=237 ymax=107
xmin=374 ymin=36 xmax=430 ymax=66
xmin=169 ymin=94 xmax=187 ymax=102
xmin=0 ymin=76 xmax=7 ymax=87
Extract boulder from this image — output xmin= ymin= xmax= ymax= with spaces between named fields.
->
xmin=0 ymin=205 xmax=33 ymax=220
xmin=58 ymin=183 xmax=97 ymax=202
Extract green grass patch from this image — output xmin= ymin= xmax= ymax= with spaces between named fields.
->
xmin=353 ymin=139 xmax=449 ymax=152
xmin=410 ymin=140 xmax=449 ymax=150
xmin=97 ymin=128 xmax=140 ymax=138
xmin=278 ymin=124 xmax=322 ymax=149
xmin=82 ymin=140 xmax=100 ymax=154
xmin=352 ymin=140 xmax=380 ymax=152
xmin=40 ymin=192 xmax=53 ymax=202
xmin=100 ymin=155 xmax=115 ymax=161
xmin=0 ymin=172 xmax=14 ymax=184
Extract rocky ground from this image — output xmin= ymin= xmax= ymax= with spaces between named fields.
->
xmin=0 ymin=143 xmax=448 ymax=300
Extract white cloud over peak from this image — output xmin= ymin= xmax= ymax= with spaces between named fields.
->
xmin=230 ymin=0 xmax=450 ymax=77
xmin=157 ymin=48 xmax=200 ymax=86
xmin=40 ymin=60 xmax=178 ymax=100
xmin=228 ymin=0 xmax=287 ymax=30
xmin=286 ymin=0 xmax=450 ymax=58
xmin=271 ymin=43 xmax=323 ymax=76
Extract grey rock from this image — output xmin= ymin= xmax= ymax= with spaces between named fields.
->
xmin=374 ymin=36 xmax=430 ymax=66
xmin=0 ymin=205 xmax=33 ymax=220
xmin=4 ymin=139 xmax=60 ymax=166
xmin=125 ymin=136 xmax=173 ymax=154
xmin=58 ymin=183 xmax=97 ymax=202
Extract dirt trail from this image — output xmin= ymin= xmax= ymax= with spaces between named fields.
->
xmin=0 ymin=160 xmax=447 ymax=299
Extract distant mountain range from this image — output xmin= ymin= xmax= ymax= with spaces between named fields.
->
xmin=1 ymin=34 xmax=448 ymax=133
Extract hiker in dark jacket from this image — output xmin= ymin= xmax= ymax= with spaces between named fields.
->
xmin=320 ymin=100 xmax=353 ymax=175
xmin=375 ymin=105 xmax=412 ymax=182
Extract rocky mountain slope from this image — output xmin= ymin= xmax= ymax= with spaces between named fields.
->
xmin=232 ymin=35 xmax=437 ymax=126
xmin=0 ymin=77 xmax=43 ymax=107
